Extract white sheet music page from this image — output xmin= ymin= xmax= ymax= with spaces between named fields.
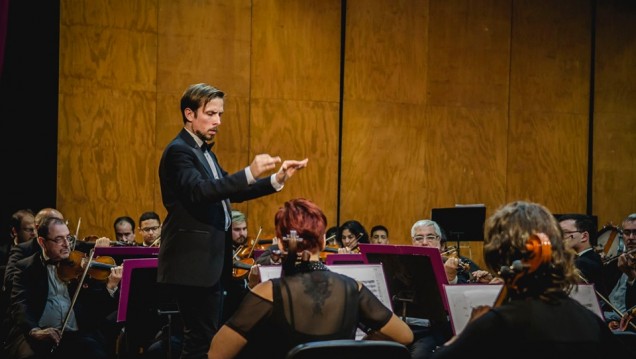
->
xmin=444 ymin=283 xmax=602 ymax=335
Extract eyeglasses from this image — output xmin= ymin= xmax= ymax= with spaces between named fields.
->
xmin=562 ymin=230 xmax=581 ymax=240
xmin=21 ymin=227 xmax=36 ymax=233
xmin=45 ymin=235 xmax=73 ymax=245
xmin=141 ymin=226 xmax=160 ymax=233
xmin=413 ymin=234 xmax=440 ymax=242
xmin=622 ymin=229 xmax=636 ymax=237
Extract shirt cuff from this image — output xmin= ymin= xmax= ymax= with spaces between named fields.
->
xmin=245 ymin=167 xmax=256 ymax=185
xmin=270 ymin=174 xmax=283 ymax=191
xmin=107 ymin=286 xmax=118 ymax=297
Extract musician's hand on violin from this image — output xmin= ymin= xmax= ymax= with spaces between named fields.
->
xmin=248 ymin=264 xmax=261 ymax=289
xmin=107 ymin=265 xmax=123 ymax=290
xmin=470 ymin=270 xmax=493 ymax=284
xmin=30 ymin=327 xmax=62 ymax=344
xmin=617 ymin=253 xmax=636 ymax=278
xmin=444 ymin=257 xmax=459 ymax=282
xmin=338 ymin=247 xmax=354 ymax=254
xmin=275 ymin=158 xmax=309 ymax=185
xmin=94 ymin=237 xmax=112 ymax=247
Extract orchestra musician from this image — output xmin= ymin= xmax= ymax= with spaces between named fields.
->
xmin=222 ymin=210 xmax=251 ymax=322
xmin=208 ymin=198 xmax=413 ymax=359
xmin=604 ymin=213 xmax=636 ymax=332
xmin=138 ymin=211 xmax=162 ymax=247
xmin=4 ymin=217 xmax=123 ymax=359
xmin=336 ymin=220 xmax=369 ymax=254
xmin=113 ymin=216 xmax=137 ymax=246
xmin=429 ymin=201 xmax=635 ymax=359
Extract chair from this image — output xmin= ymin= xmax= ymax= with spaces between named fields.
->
xmin=285 ymin=339 xmax=411 ymax=359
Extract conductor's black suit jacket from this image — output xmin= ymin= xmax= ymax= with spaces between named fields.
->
xmin=157 ymin=129 xmax=277 ymax=288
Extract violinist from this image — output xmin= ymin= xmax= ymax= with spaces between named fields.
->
xmin=222 ymin=210 xmax=252 ymax=322
xmin=209 ymin=198 xmax=413 ymax=359
xmin=370 ymin=224 xmax=390 ymax=244
xmin=604 ymin=213 xmax=636 ymax=332
xmin=429 ymin=201 xmax=635 ymax=359
xmin=557 ymin=214 xmax=608 ymax=297
xmin=411 ymin=219 xmax=484 ymax=284
xmin=113 ymin=216 xmax=137 ymax=246
xmin=336 ymin=220 xmax=369 ymax=254
xmin=5 ymin=217 xmax=123 ymax=359
xmin=138 ymin=211 xmax=162 ymax=247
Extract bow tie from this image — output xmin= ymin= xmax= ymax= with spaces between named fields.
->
xmin=200 ymin=141 xmax=214 ymax=152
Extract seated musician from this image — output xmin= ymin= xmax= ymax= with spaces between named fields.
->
xmin=410 ymin=219 xmax=490 ymax=284
xmin=5 ymin=217 xmax=123 ymax=359
xmin=138 ymin=211 xmax=162 ymax=247
xmin=208 ymin=198 xmax=413 ymax=359
xmin=336 ymin=220 xmax=369 ymax=254
xmin=430 ymin=201 xmax=635 ymax=359
xmin=223 ymin=210 xmax=252 ymax=322
xmin=604 ymin=213 xmax=636 ymax=332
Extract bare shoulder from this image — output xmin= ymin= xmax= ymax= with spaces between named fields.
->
xmin=251 ymin=280 xmax=274 ymax=301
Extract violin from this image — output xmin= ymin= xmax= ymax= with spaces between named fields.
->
xmin=232 ymin=227 xmax=262 ymax=280
xmin=319 ymin=234 xmax=338 ymax=262
xmin=57 ymin=250 xmax=117 ymax=282
xmin=441 ymin=246 xmax=471 ymax=274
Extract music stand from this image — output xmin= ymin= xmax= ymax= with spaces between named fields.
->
xmin=359 ymin=244 xmax=449 ymax=324
xmin=431 ymin=206 xmax=486 ymax=256
xmin=325 ymin=254 xmax=367 ymax=265
xmin=94 ymin=246 xmax=159 ymax=266
xmin=117 ymin=258 xmax=178 ymax=357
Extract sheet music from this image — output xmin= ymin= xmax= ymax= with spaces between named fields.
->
xmin=444 ymin=284 xmax=603 ymax=335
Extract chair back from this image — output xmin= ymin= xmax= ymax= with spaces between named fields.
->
xmin=285 ymin=339 xmax=410 ymax=359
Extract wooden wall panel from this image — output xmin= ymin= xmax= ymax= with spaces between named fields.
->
xmin=58 ymin=0 xmax=158 ymax=239
xmin=155 ymin=0 xmax=253 ymax=233
xmin=251 ymin=0 xmax=341 ymax=102
xmin=342 ymin=0 xmax=429 ymax=244
xmin=55 ymin=1 xmax=635 ymax=260
xmin=507 ymin=0 xmax=591 ymax=213
xmin=593 ymin=0 xmax=636 ymax=227
xmin=249 ymin=99 xmax=340 ymax=236
xmin=345 ymin=0 xmax=428 ymax=104
xmin=249 ymin=0 xmax=341 ymax=237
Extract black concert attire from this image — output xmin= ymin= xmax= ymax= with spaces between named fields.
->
xmin=1 ymin=239 xmax=93 ymax=347
xmin=429 ymin=294 xmax=635 ymax=359
xmin=225 ymin=262 xmax=393 ymax=358
xmin=575 ymin=248 xmax=608 ymax=297
xmin=158 ymin=129 xmax=279 ymax=358
xmin=4 ymin=252 xmax=118 ymax=358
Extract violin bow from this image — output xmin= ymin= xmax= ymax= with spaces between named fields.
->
xmin=246 ymin=226 xmax=263 ymax=258
xmin=71 ymin=217 xmax=81 ymax=251
xmin=53 ymin=247 xmax=95 ymax=353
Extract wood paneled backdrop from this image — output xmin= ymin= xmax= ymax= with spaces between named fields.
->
xmin=58 ymin=0 xmax=635 ymax=269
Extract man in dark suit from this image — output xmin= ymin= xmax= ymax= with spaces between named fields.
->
xmin=5 ymin=217 xmax=122 ymax=358
xmin=158 ymin=83 xmax=307 ymax=358
xmin=558 ymin=213 xmax=607 ymax=297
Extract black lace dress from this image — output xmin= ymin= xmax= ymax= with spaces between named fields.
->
xmin=225 ymin=261 xmax=393 ymax=358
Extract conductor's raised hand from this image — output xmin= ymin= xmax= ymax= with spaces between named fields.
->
xmin=275 ymin=158 xmax=309 ymax=184
xmin=249 ymin=154 xmax=282 ymax=178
